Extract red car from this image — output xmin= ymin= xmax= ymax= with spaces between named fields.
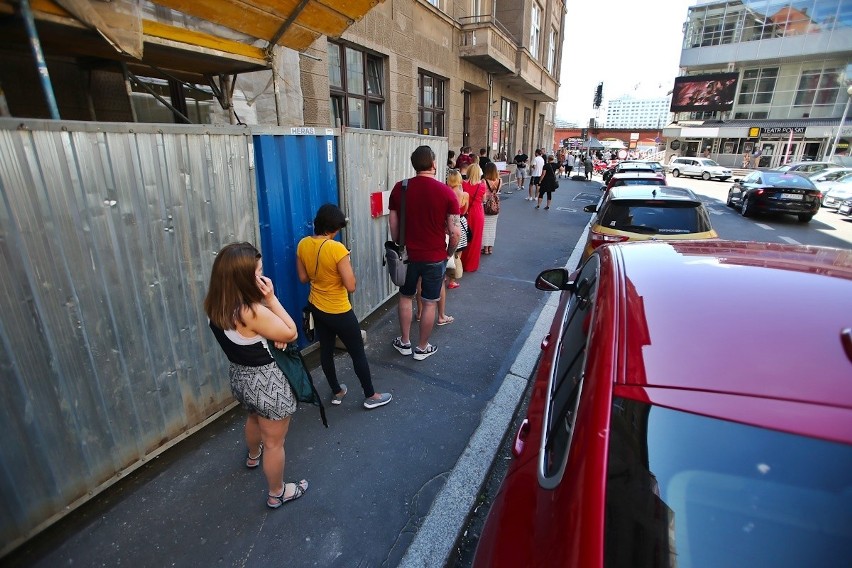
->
xmin=473 ymin=240 xmax=852 ymax=568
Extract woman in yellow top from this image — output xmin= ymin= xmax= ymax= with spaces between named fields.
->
xmin=296 ymin=204 xmax=392 ymax=410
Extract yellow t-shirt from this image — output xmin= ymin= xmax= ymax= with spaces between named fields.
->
xmin=297 ymin=236 xmax=351 ymax=314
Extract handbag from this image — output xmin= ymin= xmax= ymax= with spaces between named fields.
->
xmin=384 ymin=179 xmax=409 ymax=286
xmin=302 ymin=239 xmax=328 ymax=342
xmin=458 ymin=215 xmax=470 ymax=250
xmin=268 ymin=343 xmax=328 ymax=427
xmin=484 ymin=180 xmax=500 ymax=215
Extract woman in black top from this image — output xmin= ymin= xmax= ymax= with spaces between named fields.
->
xmin=205 ymin=242 xmax=307 ymax=509
xmin=536 ymin=155 xmax=559 ymax=210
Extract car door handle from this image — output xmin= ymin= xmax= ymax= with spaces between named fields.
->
xmin=513 ymin=419 xmax=530 ymax=457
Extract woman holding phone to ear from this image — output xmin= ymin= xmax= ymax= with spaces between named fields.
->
xmin=204 ymin=242 xmax=308 ymax=509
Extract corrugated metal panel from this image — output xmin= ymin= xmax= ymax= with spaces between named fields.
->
xmin=253 ymin=132 xmax=340 ymax=348
xmin=338 ymin=130 xmax=448 ymax=320
xmin=0 ymin=119 xmax=258 ymax=555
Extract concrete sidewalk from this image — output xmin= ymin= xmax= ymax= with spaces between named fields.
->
xmin=5 ymin=178 xmax=598 ymax=568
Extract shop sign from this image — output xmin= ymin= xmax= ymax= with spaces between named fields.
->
xmin=750 ymin=126 xmax=806 ymax=137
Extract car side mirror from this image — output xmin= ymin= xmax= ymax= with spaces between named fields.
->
xmin=583 ymin=204 xmax=597 ymax=213
xmin=535 ymin=268 xmax=574 ymax=292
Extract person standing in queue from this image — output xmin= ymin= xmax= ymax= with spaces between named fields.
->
xmin=461 ymin=163 xmax=486 ymax=272
xmin=389 ymin=145 xmax=461 ymax=361
xmin=204 ymin=242 xmax=307 ymax=509
xmin=296 ymin=204 xmax=392 ymax=410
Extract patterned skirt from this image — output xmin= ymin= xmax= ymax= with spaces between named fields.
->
xmin=229 ymin=361 xmax=296 ymax=420
xmin=482 ymin=214 xmax=498 ymax=247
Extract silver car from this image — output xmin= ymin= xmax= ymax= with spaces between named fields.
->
xmin=820 ymin=173 xmax=852 ymax=209
xmin=668 ymin=157 xmax=732 ymax=181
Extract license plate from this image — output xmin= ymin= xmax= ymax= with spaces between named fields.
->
xmin=779 ymin=193 xmax=803 ymax=200
xmin=840 ymin=205 xmax=852 ymax=214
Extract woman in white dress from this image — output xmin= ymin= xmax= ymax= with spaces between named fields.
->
xmin=481 ymin=162 xmax=502 ymax=256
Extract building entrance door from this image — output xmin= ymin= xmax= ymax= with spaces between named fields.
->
xmin=778 ymin=141 xmax=800 ymax=166
xmin=757 ymin=142 xmax=778 ymax=168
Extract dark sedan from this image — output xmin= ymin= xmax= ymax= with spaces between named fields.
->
xmin=726 ymin=170 xmax=821 ymax=222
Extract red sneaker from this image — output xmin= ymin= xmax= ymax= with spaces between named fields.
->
xmin=447 ymin=281 xmax=460 ymax=289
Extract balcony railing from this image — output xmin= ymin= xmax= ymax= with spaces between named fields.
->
xmin=458 ymin=15 xmax=517 ymax=74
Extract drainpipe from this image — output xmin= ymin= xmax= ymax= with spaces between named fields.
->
xmin=487 ymin=73 xmax=494 ymax=156
xmin=20 ymin=0 xmax=59 ymax=119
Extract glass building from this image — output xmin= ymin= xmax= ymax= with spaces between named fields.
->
xmin=663 ymin=0 xmax=852 ymax=168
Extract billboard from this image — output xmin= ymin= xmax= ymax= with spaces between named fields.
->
xmin=670 ymin=72 xmax=739 ymax=112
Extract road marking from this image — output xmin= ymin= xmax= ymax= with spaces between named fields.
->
xmin=779 ymin=236 xmax=801 ymax=245
xmin=707 ymin=208 xmax=725 ymax=215
xmin=755 ymin=223 xmax=774 ymax=230
xmin=556 ymin=207 xmax=577 ymax=212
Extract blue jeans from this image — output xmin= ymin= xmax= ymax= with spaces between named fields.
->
xmin=399 ymin=260 xmax=445 ymax=301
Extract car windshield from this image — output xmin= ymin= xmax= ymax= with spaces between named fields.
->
xmin=613 ymin=178 xmax=666 ymax=187
xmin=698 ymin=159 xmax=720 ymax=166
xmin=599 ymin=200 xmax=711 ymax=234
xmin=604 ymin=400 xmax=852 ymax=568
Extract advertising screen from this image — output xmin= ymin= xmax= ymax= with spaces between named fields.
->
xmin=670 ymin=73 xmax=739 ymax=112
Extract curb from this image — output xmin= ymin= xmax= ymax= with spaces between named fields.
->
xmin=398 ymin=221 xmax=592 ymax=568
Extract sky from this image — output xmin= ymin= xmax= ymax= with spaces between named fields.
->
xmin=557 ymin=0 xmax=698 ymax=124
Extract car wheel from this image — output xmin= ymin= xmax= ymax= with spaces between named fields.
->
xmin=702 ymin=172 xmax=711 ymax=181
xmin=726 ymin=191 xmax=735 ymax=207
xmin=741 ymin=196 xmax=753 ymax=217
xmin=797 ymin=213 xmax=814 ymax=222
xmin=671 ymin=169 xmax=680 ymax=178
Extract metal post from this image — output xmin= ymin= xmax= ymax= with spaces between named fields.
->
xmin=20 ymin=0 xmax=59 ymax=119
xmin=827 ymin=86 xmax=852 ymax=161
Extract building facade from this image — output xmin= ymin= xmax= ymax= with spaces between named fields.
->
xmin=0 ymin=1 xmax=564 ymax=160
xmin=605 ymin=94 xmax=672 ymax=129
xmin=299 ymin=0 xmax=565 ymax=159
xmin=663 ymin=0 xmax=852 ymax=168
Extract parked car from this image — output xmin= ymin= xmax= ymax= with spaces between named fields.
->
xmin=726 ymin=170 xmax=821 ymax=222
xmin=838 ymin=197 xmax=852 ymax=216
xmin=473 ymin=240 xmax=852 ymax=568
xmin=603 ymin=171 xmax=667 ymax=193
xmin=819 ymin=172 xmax=852 ymax=209
xmin=809 ymin=167 xmax=852 ymax=187
xmin=668 ymin=157 xmax=731 ymax=181
xmin=774 ymin=161 xmax=834 ymax=176
xmin=601 ymin=161 xmax=664 ymax=183
xmin=581 ymin=186 xmax=716 ymax=261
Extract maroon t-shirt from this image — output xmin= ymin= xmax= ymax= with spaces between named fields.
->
xmin=389 ymin=175 xmax=460 ymax=263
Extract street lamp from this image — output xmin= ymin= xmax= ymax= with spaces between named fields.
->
xmin=827 ymin=84 xmax=852 ymax=161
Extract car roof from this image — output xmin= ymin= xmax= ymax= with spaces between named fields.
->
xmin=607 ymin=185 xmax=698 ymax=201
xmin=599 ymin=241 xmax=852 ymax=437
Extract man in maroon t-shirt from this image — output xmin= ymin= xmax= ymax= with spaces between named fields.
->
xmin=388 ymin=145 xmax=461 ymax=361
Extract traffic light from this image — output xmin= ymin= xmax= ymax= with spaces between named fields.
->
xmin=581 ymin=128 xmax=588 ymax=140
xmin=589 ymin=118 xmax=596 ymax=129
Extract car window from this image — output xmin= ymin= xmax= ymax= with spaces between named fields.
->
xmin=763 ymin=172 xmax=817 ymax=188
xmin=599 ymin=200 xmax=712 ymax=234
xmin=745 ymin=172 xmax=761 ymax=183
xmin=604 ymin=399 xmax=852 ymax=568
xmin=699 ymin=159 xmax=720 ymax=167
xmin=539 ymin=256 xmax=599 ymax=486
xmin=612 ymin=178 xmax=666 ymax=187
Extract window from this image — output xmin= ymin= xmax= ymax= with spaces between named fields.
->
xmin=530 ymin=3 xmax=541 ymax=59
xmin=426 ymin=0 xmax=439 ymax=6
xmin=795 ymin=67 xmax=841 ymax=107
xmin=738 ymin=68 xmax=778 ymax=106
xmin=547 ymin=28 xmax=557 ymax=73
xmin=327 ymin=42 xmax=385 ymax=129
xmin=498 ymin=98 xmax=517 ymax=160
xmin=599 ymin=199 xmax=713 ymax=235
xmin=540 ymin=257 xmax=599 ymax=485
xmin=604 ymin=400 xmax=852 ymax=567
xmin=418 ymin=70 xmax=445 ymax=137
